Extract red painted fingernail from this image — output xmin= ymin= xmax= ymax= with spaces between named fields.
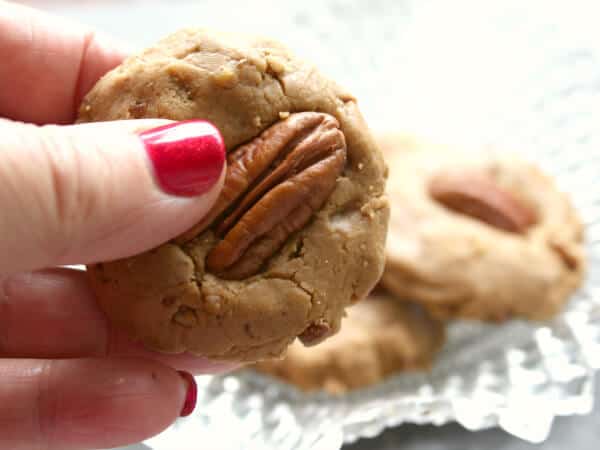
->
xmin=140 ymin=120 xmax=225 ymax=197
xmin=177 ymin=370 xmax=198 ymax=417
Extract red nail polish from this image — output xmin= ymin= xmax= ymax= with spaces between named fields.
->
xmin=140 ymin=120 xmax=225 ymax=197
xmin=177 ymin=370 xmax=198 ymax=417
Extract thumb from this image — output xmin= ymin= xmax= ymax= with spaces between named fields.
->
xmin=0 ymin=118 xmax=226 ymax=274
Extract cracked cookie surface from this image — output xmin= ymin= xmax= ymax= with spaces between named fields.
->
xmin=253 ymin=294 xmax=445 ymax=394
xmin=78 ymin=29 xmax=389 ymax=361
xmin=378 ymin=135 xmax=584 ymax=321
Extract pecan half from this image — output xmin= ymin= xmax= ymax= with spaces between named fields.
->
xmin=428 ymin=171 xmax=537 ymax=233
xmin=181 ymin=112 xmax=346 ymax=279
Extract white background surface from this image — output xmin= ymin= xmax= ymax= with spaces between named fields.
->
xmin=19 ymin=0 xmax=600 ymax=144
xmin=13 ymin=1 xmax=600 ymax=449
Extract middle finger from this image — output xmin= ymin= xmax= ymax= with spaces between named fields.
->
xmin=0 ymin=268 xmax=239 ymax=374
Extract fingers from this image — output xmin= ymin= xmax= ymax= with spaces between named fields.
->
xmin=0 ymin=269 xmax=240 ymax=374
xmin=0 ymin=1 xmax=128 ymax=124
xmin=0 ymin=119 xmax=226 ymax=274
xmin=0 ymin=269 xmax=105 ymax=357
xmin=110 ymin=332 xmax=242 ymax=374
xmin=0 ymin=357 xmax=193 ymax=450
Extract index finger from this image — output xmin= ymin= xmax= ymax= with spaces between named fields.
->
xmin=0 ymin=1 xmax=127 ymax=124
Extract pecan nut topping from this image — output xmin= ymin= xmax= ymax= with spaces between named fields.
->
xmin=180 ymin=112 xmax=347 ymax=279
xmin=428 ymin=171 xmax=537 ymax=233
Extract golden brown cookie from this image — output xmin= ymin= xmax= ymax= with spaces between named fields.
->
xmin=378 ymin=135 xmax=584 ymax=321
xmin=253 ymin=294 xmax=445 ymax=394
xmin=78 ymin=29 xmax=389 ymax=362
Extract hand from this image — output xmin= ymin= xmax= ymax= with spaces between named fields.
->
xmin=0 ymin=2 xmax=232 ymax=449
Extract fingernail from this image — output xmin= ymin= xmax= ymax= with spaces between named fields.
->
xmin=140 ymin=120 xmax=225 ymax=197
xmin=177 ymin=370 xmax=198 ymax=417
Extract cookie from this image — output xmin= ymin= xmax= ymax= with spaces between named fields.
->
xmin=253 ymin=294 xmax=445 ymax=394
xmin=78 ymin=29 xmax=389 ymax=362
xmin=378 ymin=135 xmax=584 ymax=321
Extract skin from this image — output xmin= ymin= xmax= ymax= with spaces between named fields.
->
xmin=0 ymin=2 xmax=236 ymax=449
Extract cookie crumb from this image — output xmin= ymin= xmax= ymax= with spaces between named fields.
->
xmin=360 ymin=203 xmax=376 ymax=219
xmin=213 ymin=66 xmax=238 ymax=88
xmin=298 ymin=320 xmax=331 ymax=345
xmin=279 ymin=111 xmax=290 ymax=119
xmin=253 ymin=116 xmax=262 ymax=127
xmin=173 ymin=306 xmax=198 ymax=327
xmin=357 ymin=162 xmax=364 ymax=170
xmin=204 ymin=294 xmax=223 ymax=314
xmin=266 ymin=56 xmax=286 ymax=74
xmin=128 ymin=100 xmax=148 ymax=118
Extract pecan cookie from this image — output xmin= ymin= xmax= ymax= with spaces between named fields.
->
xmin=378 ymin=135 xmax=584 ymax=321
xmin=78 ymin=29 xmax=389 ymax=361
xmin=253 ymin=294 xmax=445 ymax=394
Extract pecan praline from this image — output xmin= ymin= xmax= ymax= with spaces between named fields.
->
xmin=378 ymin=134 xmax=584 ymax=322
xmin=79 ymin=29 xmax=390 ymax=362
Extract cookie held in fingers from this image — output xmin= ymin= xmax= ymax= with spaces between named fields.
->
xmin=378 ymin=135 xmax=584 ymax=322
xmin=253 ymin=295 xmax=445 ymax=395
xmin=78 ymin=29 xmax=389 ymax=362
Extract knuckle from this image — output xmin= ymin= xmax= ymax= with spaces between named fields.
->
xmin=35 ymin=127 xmax=83 ymax=260
xmin=35 ymin=126 xmax=108 ymax=262
xmin=0 ymin=121 xmax=104 ymax=266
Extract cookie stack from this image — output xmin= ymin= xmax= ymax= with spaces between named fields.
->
xmin=254 ymin=134 xmax=585 ymax=394
xmin=77 ymin=28 xmax=585 ymax=395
